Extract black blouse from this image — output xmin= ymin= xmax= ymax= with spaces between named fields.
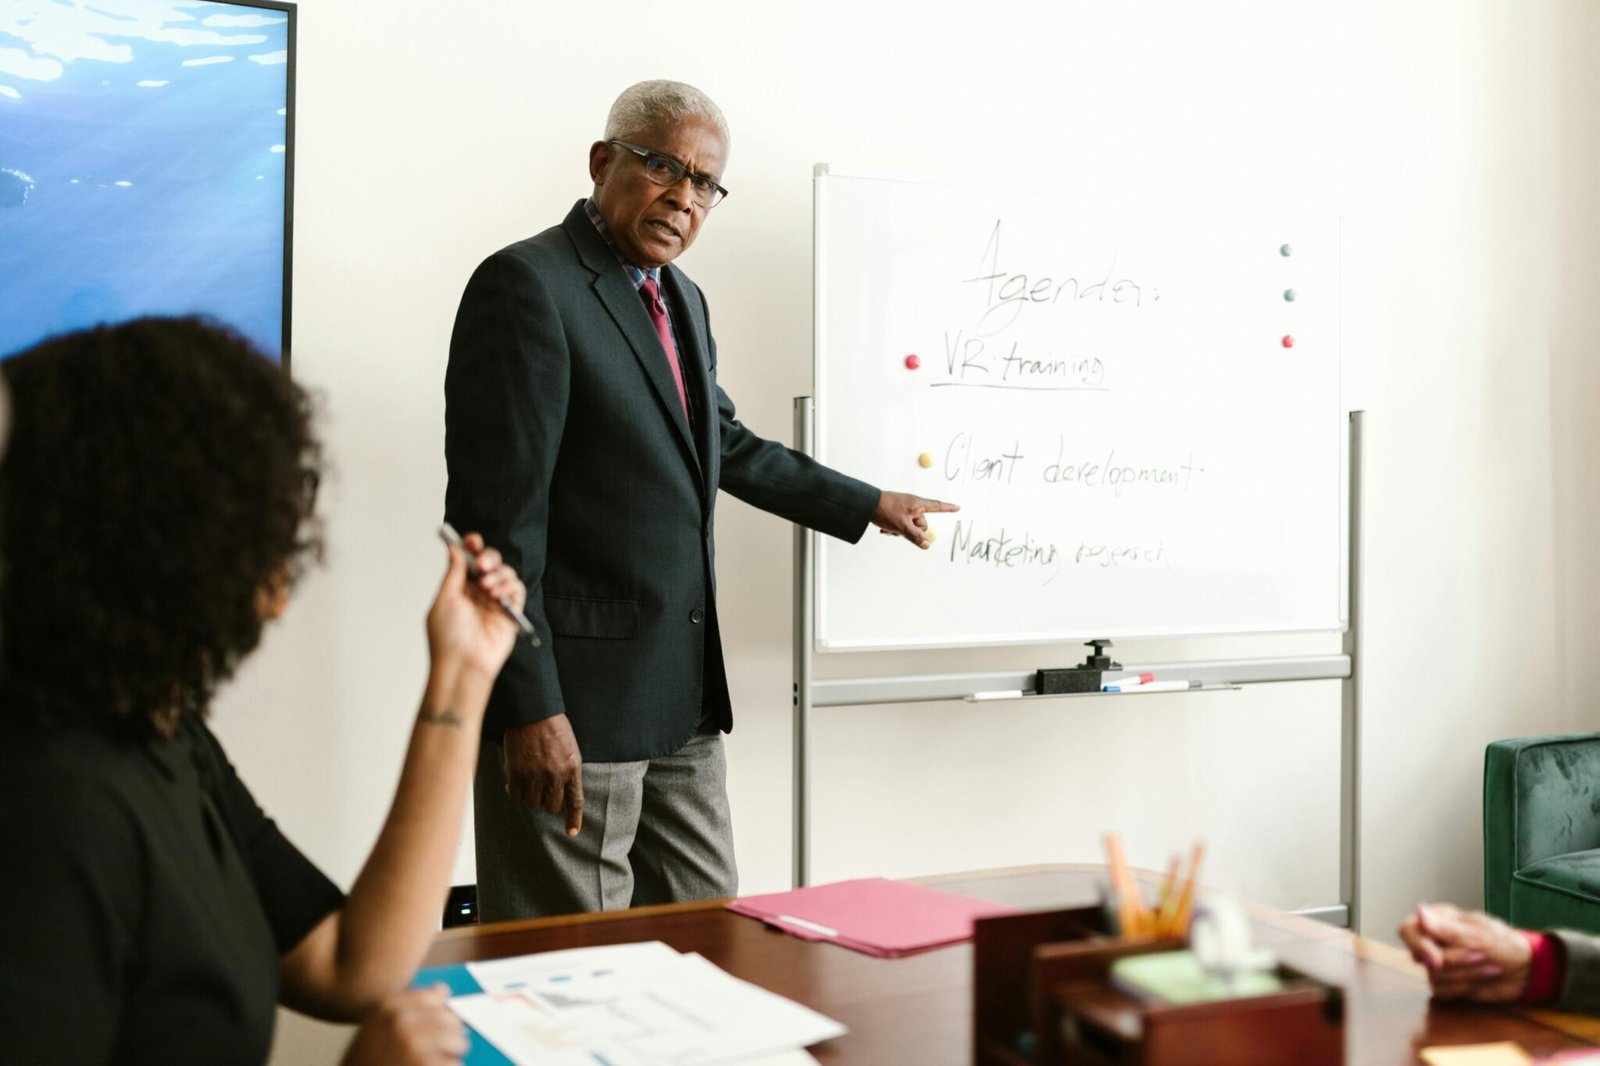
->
xmin=0 ymin=711 xmax=345 ymax=1063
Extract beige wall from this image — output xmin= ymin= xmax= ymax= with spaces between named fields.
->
xmin=210 ymin=2 xmax=1600 ymax=1060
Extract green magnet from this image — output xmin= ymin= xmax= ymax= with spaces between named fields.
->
xmin=1283 ymin=289 xmax=1297 ymax=302
xmin=1280 ymin=244 xmax=1293 ymax=257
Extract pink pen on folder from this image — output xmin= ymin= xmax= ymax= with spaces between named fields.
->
xmin=771 ymin=914 xmax=838 ymax=938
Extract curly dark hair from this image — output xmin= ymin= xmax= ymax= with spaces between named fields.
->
xmin=0 ymin=317 xmax=324 ymax=737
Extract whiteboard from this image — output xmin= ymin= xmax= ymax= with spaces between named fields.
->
xmin=813 ymin=168 xmax=1344 ymax=649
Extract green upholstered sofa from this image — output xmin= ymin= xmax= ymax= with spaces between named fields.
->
xmin=1485 ymin=733 xmax=1600 ymax=933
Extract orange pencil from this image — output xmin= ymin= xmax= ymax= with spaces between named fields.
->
xmin=1169 ymin=842 xmax=1206 ymax=936
xmin=1103 ymin=834 xmax=1142 ymax=937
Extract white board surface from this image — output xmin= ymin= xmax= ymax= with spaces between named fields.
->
xmin=813 ymin=169 xmax=1344 ymax=649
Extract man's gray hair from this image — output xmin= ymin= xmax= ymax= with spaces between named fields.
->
xmin=604 ymin=80 xmax=730 ymax=146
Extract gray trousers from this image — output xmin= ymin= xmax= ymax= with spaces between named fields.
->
xmin=472 ymin=726 xmax=738 ymax=922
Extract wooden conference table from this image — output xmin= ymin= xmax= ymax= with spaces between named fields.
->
xmin=421 ymin=864 xmax=1600 ymax=1064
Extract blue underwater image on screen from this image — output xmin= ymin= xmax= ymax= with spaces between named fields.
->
xmin=0 ymin=1 xmax=291 ymax=361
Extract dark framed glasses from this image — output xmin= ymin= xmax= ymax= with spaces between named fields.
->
xmin=609 ymin=139 xmax=729 ymax=208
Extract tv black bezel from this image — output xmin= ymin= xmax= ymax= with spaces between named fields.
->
xmin=243 ymin=0 xmax=297 ymax=371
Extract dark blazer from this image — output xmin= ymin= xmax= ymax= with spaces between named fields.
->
xmin=445 ymin=200 xmax=879 ymax=762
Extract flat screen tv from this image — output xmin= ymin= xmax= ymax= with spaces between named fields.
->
xmin=0 ymin=0 xmax=295 ymax=364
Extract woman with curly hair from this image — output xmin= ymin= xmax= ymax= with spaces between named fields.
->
xmin=0 ymin=317 xmax=525 ymax=1065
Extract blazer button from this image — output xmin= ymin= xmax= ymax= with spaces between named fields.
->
xmin=689 ymin=608 xmax=706 ymax=624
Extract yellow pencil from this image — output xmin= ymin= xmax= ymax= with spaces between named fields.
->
xmin=1153 ymin=855 xmax=1180 ymax=936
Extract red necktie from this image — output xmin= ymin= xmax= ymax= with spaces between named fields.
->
xmin=640 ymin=277 xmax=690 ymax=421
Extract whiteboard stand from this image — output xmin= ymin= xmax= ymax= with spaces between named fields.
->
xmin=1338 ymin=408 xmax=1366 ymax=932
xmin=791 ymin=401 xmax=1367 ymax=931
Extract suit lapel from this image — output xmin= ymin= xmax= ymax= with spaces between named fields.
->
xmin=563 ymin=204 xmax=702 ymax=483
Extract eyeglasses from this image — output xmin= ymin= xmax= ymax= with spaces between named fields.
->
xmin=609 ymin=139 xmax=729 ymax=209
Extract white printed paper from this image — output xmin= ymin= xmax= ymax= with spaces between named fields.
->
xmin=450 ymin=945 xmax=844 ymax=1065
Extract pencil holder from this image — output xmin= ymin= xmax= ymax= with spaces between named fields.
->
xmin=971 ymin=908 xmax=1342 ymax=1066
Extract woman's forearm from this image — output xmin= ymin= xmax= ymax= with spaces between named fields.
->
xmin=281 ymin=660 xmax=492 ymax=1019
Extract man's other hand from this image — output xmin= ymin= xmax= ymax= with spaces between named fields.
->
xmin=871 ymin=491 xmax=960 ymax=550
xmin=503 ymin=715 xmax=585 ymax=836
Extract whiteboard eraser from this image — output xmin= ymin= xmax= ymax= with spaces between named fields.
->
xmin=1036 ymin=668 xmax=1102 ymax=695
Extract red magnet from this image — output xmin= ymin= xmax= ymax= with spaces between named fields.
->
xmin=904 ymin=354 xmax=921 ymax=370
xmin=1281 ymin=335 xmax=1295 ymax=349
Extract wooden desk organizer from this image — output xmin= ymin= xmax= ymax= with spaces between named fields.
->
xmin=972 ymin=906 xmax=1343 ymax=1066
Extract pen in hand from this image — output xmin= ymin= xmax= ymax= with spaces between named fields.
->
xmin=439 ymin=522 xmax=540 ymax=646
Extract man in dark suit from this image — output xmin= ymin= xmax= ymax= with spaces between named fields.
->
xmin=445 ymin=80 xmax=954 ymax=920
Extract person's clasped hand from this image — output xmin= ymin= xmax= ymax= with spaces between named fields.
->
xmin=1398 ymin=902 xmax=1533 ymax=1003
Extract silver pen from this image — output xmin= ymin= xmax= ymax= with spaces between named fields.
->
xmin=438 ymin=522 xmax=539 ymax=646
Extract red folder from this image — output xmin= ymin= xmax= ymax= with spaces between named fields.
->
xmin=727 ymin=877 xmax=1021 ymax=958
